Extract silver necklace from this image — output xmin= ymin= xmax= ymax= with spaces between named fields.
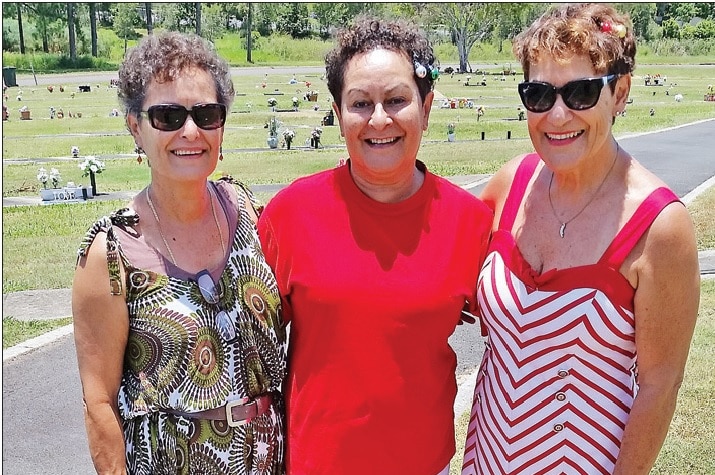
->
xmin=145 ymin=185 xmax=226 ymax=266
xmin=548 ymin=144 xmax=619 ymax=238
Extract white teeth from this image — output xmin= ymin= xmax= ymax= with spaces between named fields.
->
xmin=546 ymin=131 xmax=582 ymax=140
xmin=173 ymin=150 xmax=202 ymax=156
xmin=369 ymin=137 xmax=397 ymax=145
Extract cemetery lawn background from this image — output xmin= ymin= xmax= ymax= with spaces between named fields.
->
xmin=3 ymin=63 xmax=715 ymax=473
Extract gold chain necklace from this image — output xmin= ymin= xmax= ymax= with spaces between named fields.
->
xmin=548 ymin=144 xmax=619 ymax=238
xmin=145 ymin=185 xmax=226 ymax=266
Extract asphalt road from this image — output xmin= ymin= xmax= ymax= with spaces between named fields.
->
xmin=3 ymin=116 xmax=714 ymax=473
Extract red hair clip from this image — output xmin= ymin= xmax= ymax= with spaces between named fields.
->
xmin=597 ymin=19 xmax=627 ymax=38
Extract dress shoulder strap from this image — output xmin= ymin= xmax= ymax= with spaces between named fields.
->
xmin=76 ymin=208 xmax=139 ymax=296
xmin=599 ymin=187 xmax=680 ymax=269
xmin=498 ymin=153 xmax=541 ymax=231
xmin=217 ymin=176 xmax=263 ymax=219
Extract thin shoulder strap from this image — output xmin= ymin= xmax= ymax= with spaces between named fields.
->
xmin=498 ymin=153 xmax=541 ymax=231
xmin=599 ymin=187 xmax=680 ymax=268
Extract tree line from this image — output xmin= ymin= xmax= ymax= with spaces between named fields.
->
xmin=3 ymin=3 xmax=715 ymax=72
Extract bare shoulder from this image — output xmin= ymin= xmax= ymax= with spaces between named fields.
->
xmin=480 ymin=153 xmax=532 ymax=223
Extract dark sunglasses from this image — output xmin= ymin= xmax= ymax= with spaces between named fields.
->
xmin=517 ymin=74 xmax=618 ymax=113
xmin=141 ymin=103 xmax=227 ymax=131
xmin=196 ymin=270 xmax=237 ymax=343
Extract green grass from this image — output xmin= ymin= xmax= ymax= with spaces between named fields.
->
xmin=3 ymin=64 xmax=713 ymax=163
xmin=2 ymin=316 xmax=73 ymax=349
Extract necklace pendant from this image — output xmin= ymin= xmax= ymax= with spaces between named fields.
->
xmin=559 ymin=222 xmax=566 ymax=238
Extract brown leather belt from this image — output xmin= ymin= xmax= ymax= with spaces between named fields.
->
xmin=167 ymin=393 xmax=272 ymax=428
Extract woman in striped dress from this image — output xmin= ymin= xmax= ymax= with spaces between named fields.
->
xmin=462 ymin=4 xmax=700 ymax=474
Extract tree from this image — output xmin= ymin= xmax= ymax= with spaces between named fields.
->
xmin=113 ymin=3 xmax=140 ymax=54
xmin=145 ymin=3 xmax=153 ymax=35
xmin=661 ymin=18 xmax=681 ymax=39
xmin=246 ymin=2 xmax=253 ymax=62
xmin=275 ymin=3 xmax=310 ymax=38
xmin=89 ymin=2 xmax=98 ymax=56
xmin=430 ymin=3 xmax=498 ymax=73
xmin=617 ymin=3 xmax=657 ymax=40
xmin=16 ymin=3 xmax=26 ymax=54
xmin=195 ymin=2 xmax=201 ymax=36
xmin=24 ymin=3 xmax=65 ymax=53
xmin=67 ymin=3 xmax=76 ymax=61
xmin=693 ymin=19 xmax=715 ymax=39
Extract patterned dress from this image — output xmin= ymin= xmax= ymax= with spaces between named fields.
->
xmin=77 ymin=179 xmax=286 ymax=475
xmin=461 ymin=154 xmax=680 ymax=474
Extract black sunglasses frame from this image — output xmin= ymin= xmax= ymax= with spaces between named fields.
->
xmin=141 ymin=103 xmax=227 ymax=132
xmin=518 ymin=74 xmax=619 ymax=113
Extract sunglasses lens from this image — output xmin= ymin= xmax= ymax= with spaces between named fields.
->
xmin=216 ymin=311 xmax=237 ymax=341
xmin=519 ymin=82 xmax=555 ymax=113
xmin=146 ymin=104 xmax=226 ymax=131
xmin=562 ymin=79 xmax=602 ymax=110
xmin=193 ymin=104 xmax=226 ymax=130
xmin=196 ymin=271 xmax=220 ymax=304
xmin=149 ymin=105 xmax=187 ymax=131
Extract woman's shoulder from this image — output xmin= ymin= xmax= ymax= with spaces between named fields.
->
xmin=77 ymin=208 xmax=139 ymax=258
xmin=480 ymin=153 xmax=536 ymax=206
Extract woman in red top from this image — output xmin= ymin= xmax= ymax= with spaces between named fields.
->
xmin=259 ymin=16 xmax=492 ymax=475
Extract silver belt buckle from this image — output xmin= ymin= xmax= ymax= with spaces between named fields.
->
xmin=225 ymin=397 xmax=253 ymax=427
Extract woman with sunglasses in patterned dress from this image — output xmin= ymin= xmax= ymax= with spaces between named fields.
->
xmin=461 ymin=4 xmax=699 ymax=474
xmin=72 ymin=32 xmax=286 ymax=474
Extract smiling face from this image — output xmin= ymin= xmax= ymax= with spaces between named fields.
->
xmin=127 ymin=66 xmax=224 ymax=185
xmin=526 ymin=55 xmax=630 ymax=172
xmin=334 ymin=48 xmax=433 ymax=186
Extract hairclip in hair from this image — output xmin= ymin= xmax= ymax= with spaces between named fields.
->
xmin=597 ymin=19 xmax=627 ymax=38
xmin=414 ymin=60 xmax=440 ymax=80
xmin=414 ymin=61 xmax=427 ymax=78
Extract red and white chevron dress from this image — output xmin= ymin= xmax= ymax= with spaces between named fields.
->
xmin=462 ymin=154 xmax=679 ymax=475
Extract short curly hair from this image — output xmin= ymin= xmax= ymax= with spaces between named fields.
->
xmin=513 ymin=3 xmax=636 ymax=87
xmin=117 ymin=31 xmax=234 ymax=118
xmin=325 ymin=16 xmax=436 ymax=109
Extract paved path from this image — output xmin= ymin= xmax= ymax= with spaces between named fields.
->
xmin=3 ymin=119 xmax=715 ymax=474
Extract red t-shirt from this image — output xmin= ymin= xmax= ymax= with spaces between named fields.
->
xmin=258 ymin=161 xmax=492 ymax=475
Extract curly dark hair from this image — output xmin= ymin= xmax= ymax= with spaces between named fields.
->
xmin=513 ymin=3 xmax=636 ymax=92
xmin=117 ymin=31 xmax=234 ymax=119
xmin=325 ymin=16 xmax=436 ymax=109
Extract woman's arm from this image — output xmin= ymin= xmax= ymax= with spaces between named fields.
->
xmin=614 ymin=202 xmax=700 ymax=474
xmin=72 ymin=231 xmax=130 ymax=474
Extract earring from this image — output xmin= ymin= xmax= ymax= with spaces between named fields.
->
xmin=219 ymin=146 xmax=224 ymax=161
xmin=135 ymin=145 xmax=144 ymax=164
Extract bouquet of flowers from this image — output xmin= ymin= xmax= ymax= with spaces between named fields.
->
xmin=447 ymin=123 xmax=456 ymax=134
xmin=78 ymin=156 xmax=105 ymax=177
xmin=267 ymin=97 xmax=278 ymax=108
xmin=37 ymin=167 xmax=49 ymax=189
xmin=50 ymin=168 xmax=62 ymax=188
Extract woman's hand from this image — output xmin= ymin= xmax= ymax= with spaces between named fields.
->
xmin=73 ymin=231 xmax=130 ymax=474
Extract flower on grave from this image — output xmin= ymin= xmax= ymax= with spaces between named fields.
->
xmin=79 ymin=156 xmax=105 ymax=177
xmin=267 ymin=97 xmax=277 ymax=107
xmin=50 ymin=168 xmax=62 ymax=188
xmin=71 ymin=145 xmax=80 ymax=157
xmin=311 ymin=127 xmax=323 ymax=139
xmin=37 ymin=167 xmax=49 ymax=189
xmin=292 ymin=96 xmax=299 ymax=107
xmin=447 ymin=123 xmax=456 ymax=134
xmin=266 ymin=116 xmax=279 ymax=137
